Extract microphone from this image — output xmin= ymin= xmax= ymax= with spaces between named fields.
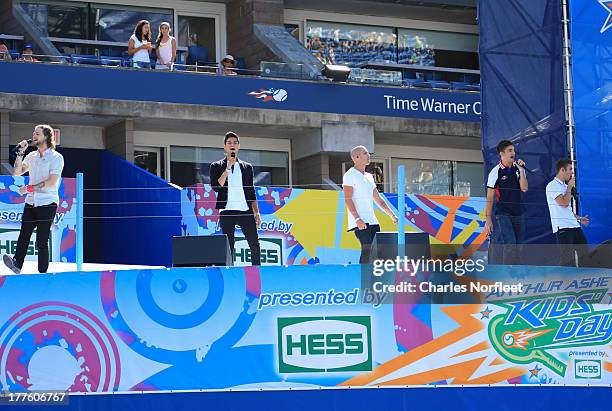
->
xmin=513 ymin=161 xmax=536 ymax=174
xmin=230 ymin=151 xmax=236 ymax=172
xmin=14 ymin=139 xmax=32 ymax=154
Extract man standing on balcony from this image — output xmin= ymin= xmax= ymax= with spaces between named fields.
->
xmin=209 ymin=132 xmax=261 ymax=265
xmin=3 ymin=125 xmax=64 ymax=274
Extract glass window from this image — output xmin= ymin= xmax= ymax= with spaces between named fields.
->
xmin=22 ymin=1 xmax=90 ymax=39
xmin=453 ymin=162 xmax=484 ymax=197
xmin=93 ymin=5 xmax=172 ymax=43
xmin=306 ymin=21 xmax=397 ymax=67
xmin=178 ymin=16 xmax=216 ymax=63
xmin=21 ymin=1 xmax=173 ymax=44
xmin=170 ymin=147 xmax=289 ymax=188
xmin=398 ymin=29 xmax=478 ymax=68
xmin=391 ymin=158 xmax=452 ymax=195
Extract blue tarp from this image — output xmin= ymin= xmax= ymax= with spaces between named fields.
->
xmin=569 ymin=0 xmax=612 ymax=244
xmin=478 ymin=0 xmax=567 ymax=251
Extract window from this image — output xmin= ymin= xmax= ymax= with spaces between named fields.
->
xmin=170 ymin=147 xmax=289 ymax=188
xmin=398 ymin=29 xmax=478 ymax=69
xmin=94 ymin=6 xmax=172 ymax=43
xmin=390 ymin=159 xmax=485 ymax=196
xmin=178 ymin=16 xmax=217 ymax=63
xmin=22 ymin=2 xmax=90 ymax=39
xmin=21 ymin=1 xmax=173 ymax=43
xmin=304 ymin=20 xmax=478 ymax=70
xmin=306 ymin=21 xmax=396 ymax=67
xmin=391 ymin=158 xmax=452 ymax=195
xmin=453 ymin=162 xmax=485 ymax=197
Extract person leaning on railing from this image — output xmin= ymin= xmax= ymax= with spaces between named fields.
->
xmin=128 ymin=20 xmax=153 ymax=69
xmin=0 ymin=43 xmax=12 ymax=61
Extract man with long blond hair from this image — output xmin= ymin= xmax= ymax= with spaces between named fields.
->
xmin=3 ymin=124 xmax=64 ymax=274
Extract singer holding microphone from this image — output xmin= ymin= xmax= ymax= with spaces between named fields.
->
xmin=484 ymin=140 xmax=528 ymax=265
xmin=546 ymin=158 xmax=590 ymax=266
xmin=209 ymin=132 xmax=261 ymax=265
xmin=2 ymin=125 xmax=64 ymax=274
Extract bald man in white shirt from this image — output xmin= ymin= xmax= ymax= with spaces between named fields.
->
xmin=343 ymin=146 xmax=397 ymax=264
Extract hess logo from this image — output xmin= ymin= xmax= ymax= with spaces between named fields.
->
xmin=277 ymin=316 xmax=372 ymax=373
xmin=574 ymin=360 xmax=602 ymax=379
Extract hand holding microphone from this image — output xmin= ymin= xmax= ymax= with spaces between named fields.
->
xmin=14 ymin=139 xmax=32 ymax=155
xmin=229 ymin=151 xmax=237 ymax=172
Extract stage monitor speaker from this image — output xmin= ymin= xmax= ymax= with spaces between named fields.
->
xmin=172 ymin=235 xmax=233 ymax=267
xmin=584 ymin=239 xmax=612 ymax=268
xmin=372 ymin=232 xmax=431 ymax=262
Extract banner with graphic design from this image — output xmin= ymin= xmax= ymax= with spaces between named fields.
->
xmin=180 ymin=185 xmax=487 ymax=265
xmin=0 ymin=264 xmax=609 ymax=393
xmin=0 ymin=176 xmax=76 ymax=263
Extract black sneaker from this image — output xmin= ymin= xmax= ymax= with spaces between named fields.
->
xmin=3 ymin=254 xmax=21 ymax=274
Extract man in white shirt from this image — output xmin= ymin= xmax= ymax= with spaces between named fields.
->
xmin=343 ymin=145 xmax=398 ymax=264
xmin=209 ymin=132 xmax=261 ymax=265
xmin=545 ymin=158 xmax=590 ymax=266
xmin=3 ymin=124 xmax=64 ymax=274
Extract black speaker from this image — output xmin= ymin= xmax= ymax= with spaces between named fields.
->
xmin=172 ymin=235 xmax=233 ymax=267
xmin=372 ymin=232 xmax=431 ymax=261
xmin=584 ymin=240 xmax=612 ymax=268
xmin=322 ymin=64 xmax=351 ymax=82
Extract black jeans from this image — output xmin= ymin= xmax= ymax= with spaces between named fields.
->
xmin=352 ymin=224 xmax=381 ymax=264
xmin=219 ymin=210 xmax=261 ymax=266
xmin=14 ymin=202 xmax=57 ymax=273
xmin=556 ymin=227 xmax=589 ymax=267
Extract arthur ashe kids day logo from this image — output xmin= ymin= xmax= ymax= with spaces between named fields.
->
xmin=277 ymin=316 xmax=372 ymax=373
xmin=488 ymin=289 xmax=611 ymax=377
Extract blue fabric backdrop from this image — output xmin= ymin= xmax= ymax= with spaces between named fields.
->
xmin=478 ymin=0 xmax=567 ymax=253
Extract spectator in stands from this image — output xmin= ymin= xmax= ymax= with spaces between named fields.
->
xmin=20 ymin=44 xmax=38 ymax=62
xmin=0 ymin=43 xmax=12 ymax=61
xmin=218 ymin=55 xmax=237 ymax=76
xmin=128 ymin=20 xmax=153 ymax=69
xmin=155 ymin=22 xmax=176 ymax=70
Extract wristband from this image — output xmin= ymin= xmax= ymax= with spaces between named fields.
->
xmin=26 ymin=184 xmax=33 ymax=193
xmin=356 ymin=217 xmax=363 ymax=222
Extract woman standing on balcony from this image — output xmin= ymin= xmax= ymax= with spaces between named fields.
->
xmin=155 ymin=22 xmax=176 ymax=70
xmin=128 ymin=20 xmax=153 ymax=69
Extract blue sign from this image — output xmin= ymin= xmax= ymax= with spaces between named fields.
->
xmin=0 ymin=62 xmax=480 ymax=122
xmin=570 ymin=0 xmax=612 ymax=244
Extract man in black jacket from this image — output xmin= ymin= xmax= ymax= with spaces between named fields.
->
xmin=209 ymin=132 xmax=261 ymax=265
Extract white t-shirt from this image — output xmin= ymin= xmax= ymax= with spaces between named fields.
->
xmin=545 ymin=177 xmax=579 ymax=233
xmin=130 ymin=34 xmax=151 ymax=63
xmin=223 ymin=163 xmax=249 ymax=212
xmin=343 ymin=167 xmax=379 ymax=230
xmin=23 ymin=148 xmax=64 ymax=207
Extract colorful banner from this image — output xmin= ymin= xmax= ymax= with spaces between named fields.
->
xmin=0 ymin=176 xmax=76 ymax=263
xmin=0 ymin=264 xmax=609 ymax=393
xmin=180 ymin=185 xmax=487 ymax=265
